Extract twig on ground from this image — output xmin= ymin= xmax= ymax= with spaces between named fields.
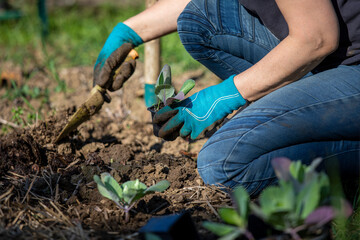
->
xmin=42 ymin=170 xmax=54 ymax=197
xmin=0 ymin=185 xmax=14 ymax=201
xmin=11 ymin=209 xmax=26 ymax=226
xmin=22 ymin=175 xmax=38 ymax=203
xmin=7 ymin=171 xmax=26 ymax=179
xmin=206 ymin=198 xmax=220 ymax=220
xmin=64 ymin=159 xmax=80 ymax=170
xmin=0 ymin=118 xmax=20 ymax=128
xmin=50 ymin=201 xmax=73 ymax=226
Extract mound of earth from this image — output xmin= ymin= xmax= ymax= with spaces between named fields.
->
xmin=0 ymin=61 xmax=228 ymax=239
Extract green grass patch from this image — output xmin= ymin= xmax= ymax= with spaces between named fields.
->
xmin=0 ymin=2 xmax=200 ymax=74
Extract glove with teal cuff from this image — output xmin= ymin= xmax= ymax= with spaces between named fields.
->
xmin=94 ymin=23 xmax=143 ymax=91
xmin=153 ymin=75 xmax=247 ymax=140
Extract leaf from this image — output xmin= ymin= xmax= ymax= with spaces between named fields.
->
xmin=162 ymin=64 xmax=172 ymax=85
xmin=271 ymin=157 xmax=292 ymax=181
xmin=218 ymin=229 xmax=244 ymax=240
xmin=154 ymin=84 xmax=172 ymax=95
xmin=145 ymin=180 xmax=170 ymax=193
xmin=155 ymin=84 xmax=175 ymax=105
xmin=101 ymin=172 xmax=123 ymax=199
xmin=289 ymin=161 xmax=306 ymax=182
xmin=202 ymin=222 xmax=239 ymax=237
xmin=232 ymin=186 xmax=250 ymax=221
xmin=156 ymin=71 xmax=164 ymax=86
xmin=317 ymin=172 xmax=330 ymax=202
xmin=259 ymin=184 xmax=294 ymax=217
xmin=218 ymin=208 xmax=246 ymax=228
xmin=305 ymin=206 xmax=336 ymax=228
xmin=121 ymin=180 xmax=147 ymax=204
xmin=304 ymin=158 xmax=323 ymax=183
xmin=179 ymin=79 xmax=195 ymax=96
xmin=93 ymin=175 xmax=120 ymax=203
xmin=122 ymin=187 xmax=143 ymax=204
xmin=295 ymin=178 xmax=321 ymax=220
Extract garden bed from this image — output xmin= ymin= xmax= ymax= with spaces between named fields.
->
xmin=0 ymin=62 xmax=224 ymax=239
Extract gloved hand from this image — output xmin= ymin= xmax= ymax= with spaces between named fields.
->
xmin=153 ymin=75 xmax=247 ymax=140
xmin=94 ymin=23 xmax=143 ymax=91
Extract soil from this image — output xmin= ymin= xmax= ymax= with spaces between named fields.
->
xmin=0 ymin=60 xmax=228 ymax=239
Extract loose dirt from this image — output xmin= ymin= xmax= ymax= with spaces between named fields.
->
xmin=0 ymin=61 xmax=228 ymax=239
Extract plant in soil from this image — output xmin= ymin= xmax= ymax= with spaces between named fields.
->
xmin=93 ymin=172 xmax=170 ymax=223
xmin=203 ymin=157 xmax=353 ymax=240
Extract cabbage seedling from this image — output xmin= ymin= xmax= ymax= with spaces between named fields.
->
xmin=203 ymin=186 xmax=254 ymax=240
xmin=93 ymin=173 xmax=170 ymax=222
xmin=154 ymin=64 xmax=195 ymax=109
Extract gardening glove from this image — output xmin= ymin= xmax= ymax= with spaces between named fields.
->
xmin=93 ymin=23 xmax=143 ymax=91
xmin=153 ymin=75 xmax=247 ymax=140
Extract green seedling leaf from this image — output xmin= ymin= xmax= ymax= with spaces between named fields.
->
xmin=203 ymin=222 xmax=239 ymax=237
xmin=145 ymin=180 xmax=170 ymax=193
xmin=157 ymin=71 xmax=164 ymax=86
xmin=218 ymin=229 xmax=245 ymax=240
xmin=165 ymin=79 xmax=196 ymax=105
xmin=318 ymin=172 xmax=330 ymax=202
xmin=260 ymin=184 xmax=294 ymax=217
xmin=179 ymin=79 xmax=195 ymax=96
xmin=162 ymin=64 xmax=172 ymax=85
xmin=218 ymin=208 xmax=246 ymax=228
xmin=155 ymin=84 xmax=175 ymax=96
xmin=93 ymin=175 xmax=120 ymax=203
xmin=122 ymin=179 xmax=147 ymax=204
xmin=101 ymin=172 xmax=123 ymax=198
xmin=295 ymin=178 xmax=321 ymax=220
xmin=155 ymin=84 xmax=175 ymax=105
xmin=156 ymin=64 xmax=171 ymax=86
xmin=304 ymin=158 xmax=323 ymax=182
xmin=232 ymin=186 xmax=250 ymax=221
xmin=289 ymin=160 xmax=306 ymax=182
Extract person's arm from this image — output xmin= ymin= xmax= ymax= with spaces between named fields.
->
xmin=234 ymin=0 xmax=339 ymax=102
xmin=124 ymin=0 xmax=191 ymax=42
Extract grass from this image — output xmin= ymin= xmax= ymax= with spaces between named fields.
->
xmin=333 ymin=195 xmax=360 ymax=240
xmin=0 ymin=1 xmax=201 ymax=74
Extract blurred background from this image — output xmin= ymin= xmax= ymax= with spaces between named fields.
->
xmin=0 ymin=0 xmax=201 ymax=75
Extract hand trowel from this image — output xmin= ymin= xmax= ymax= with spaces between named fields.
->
xmin=54 ymin=49 xmax=138 ymax=143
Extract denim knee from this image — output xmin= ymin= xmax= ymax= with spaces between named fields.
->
xmin=197 ymin=146 xmax=277 ymax=197
xmin=177 ymin=0 xmax=215 ymax=61
xmin=197 ymin=149 xmax=228 ymax=187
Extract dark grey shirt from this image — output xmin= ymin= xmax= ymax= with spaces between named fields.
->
xmin=239 ymin=0 xmax=360 ymax=71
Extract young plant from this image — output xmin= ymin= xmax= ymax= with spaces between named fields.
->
xmin=203 ymin=158 xmax=353 ymax=240
xmin=251 ymin=157 xmax=353 ymax=239
xmin=93 ymin=173 xmax=170 ymax=222
xmin=154 ymin=64 xmax=195 ymax=110
xmin=203 ymin=186 xmax=254 ymax=240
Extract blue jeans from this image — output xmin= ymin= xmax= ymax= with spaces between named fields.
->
xmin=177 ymin=0 xmax=360 ymax=197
